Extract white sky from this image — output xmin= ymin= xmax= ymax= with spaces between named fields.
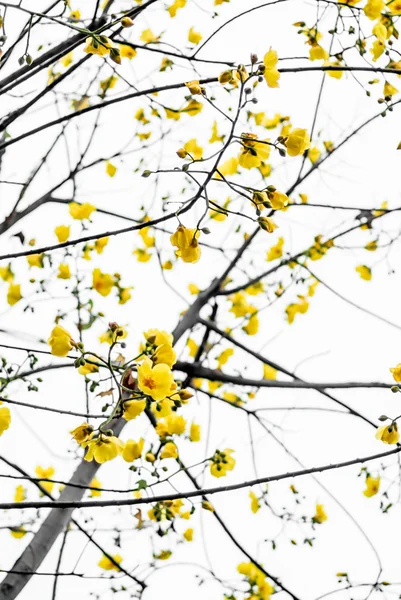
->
xmin=1 ymin=0 xmax=401 ymax=599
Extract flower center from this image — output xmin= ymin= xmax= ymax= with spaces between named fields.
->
xmin=143 ymin=376 xmax=156 ymax=390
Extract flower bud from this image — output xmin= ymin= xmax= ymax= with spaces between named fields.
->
xmin=121 ymin=16 xmax=134 ymax=27
xmin=176 ymin=147 xmax=187 ymax=159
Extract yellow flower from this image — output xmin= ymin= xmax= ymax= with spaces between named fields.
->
xmin=122 ymin=438 xmax=145 ymax=462
xmin=375 ymin=423 xmax=400 ymax=445
xmin=263 ymin=48 xmax=280 ymax=88
xmin=188 ymin=283 xmax=200 ymax=295
xmin=137 ymin=357 xmax=175 ymax=401
xmin=144 ymin=329 xmax=173 ymax=347
xmin=189 ymin=423 xmax=201 ymax=442
xmin=272 ymin=191 xmax=289 ymax=212
xmin=134 ymin=247 xmax=152 ymax=262
xmin=183 ymin=138 xmax=203 ymax=160
xmin=98 ymin=554 xmax=122 ymax=571
xmin=388 ymin=0 xmax=401 ymax=14
xmin=355 ymin=265 xmax=372 ymax=281
xmin=165 ymin=107 xmax=181 ymax=120
xmin=118 ymin=287 xmax=133 ymax=304
xmin=154 ymin=550 xmax=172 ymax=560
xmin=61 ymin=52 xmax=73 ymax=67
xmin=246 ymin=282 xmax=264 ymax=296
xmin=229 ymin=292 xmax=253 ymax=318
xmin=238 ymin=133 xmax=271 ymax=169
xmin=48 ymin=325 xmax=73 ymax=356
xmin=313 ymin=503 xmax=328 ymax=523
xmin=209 ymin=121 xmax=224 ymax=143
xmin=170 ymin=225 xmax=201 ymax=263
xmin=384 ymin=81 xmax=398 ymax=97
xmin=188 ymin=27 xmax=202 ymax=44
xmin=223 ymin=392 xmax=243 ymax=405
xmin=0 ymin=405 xmax=11 ymax=436
xmin=263 ymin=364 xmax=277 ymax=380
xmin=105 ymin=161 xmax=117 ymax=177
xmin=139 ymin=225 xmax=155 ymax=248
xmin=187 ymin=338 xmax=198 ymax=358
xmin=285 ymin=128 xmax=311 ymax=156
xmin=217 ymin=347 xmax=234 ymax=368
xmin=10 ymin=528 xmax=26 ymax=539
xmin=185 ymin=80 xmax=204 ymax=95
xmin=258 ymin=216 xmax=278 ymax=233
xmin=84 ymin=36 xmax=112 ymax=56
xmin=99 ymin=326 xmax=128 ymax=345
xmin=364 ymin=0 xmax=385 ymax=19
xmin=363 ymin=475 xmax=380 ymax=497
xmin=390 ymin=363 xmax=401 ymax=382
xmin=94 ymin=237 xmax=109 ymax=254
xmin=181 ymin=99 xmax=203 ymax=116
xmin=183 ymin=528 xmax=193 ymax=541
xmin=83 ymin=435 xmax=125 ymax=463
xmin=0 ymin=264 xmax=14 ymax=282
xmin=7 ymin=283 xmax=22 ymax=306
xmin=70 ymin=422 xmax=94 ymax=444
xmin=307 ymin=235 xmax=334 ymax=260
xmin=249 ymin=490 xmax=260 ymax=513
xmin=152 ymin=398 xmax=174 ymax=418
xmin=160 ymin=441 xmax=178 ymax=459
xmin=69 ymin=9 xmax=81 ymax=20
xmin=308 ymin=146 xmax=321 ymax=164
xmin=35 ymin=466 xmax=55 ymax=495
xmin=309 ymin=44 xmax=329 ymax=61
xmin=267 ymin=237 xmax=284 ymax=261
xmin=140 ymin=28 xmax=159 ymax=44
xmin=165 ymin=414 xmax=186 ymax=435
xmin=152 ymin=343 xmax=177 ymax=368
xmin=57 ymin=264 xmax=71 ymax=279
xmin=285 ymin=296 xmax=309 ymax=324
xmin=119 ymin=44 xmax=137 ymax=59
xmin=92 ymin=268 xmax=114 ymax=296
xmin=202 ymin=500 xmax=214 ymax=512
xmin=27 ymin=253 xmax=44 ymax=268
xmin=365 ymin=240 xmax=377 ymax=252
xmin=100 ymin=76 xmax=117 ymax=93
xmin=242 ymin=314 xmax=259 ymax=335
xmin=69 ymin=202 xmax=96 ymax=220
xmin=123 ymin=399 xmax=147 ymax=420
xmin=14 ymin=485 xmax=26 ymax=502
xmin=210 ymin=448 xmax=235 ymax=478
xmin=371 ymin=39 xmax=385 ymax=61
xmin=167 ymin=0 xmax=186 ymax=17
xmin=89 ymin=478 xmax=102 ymax=497
xmin=216 ymin=156 xmax=238 ymax=178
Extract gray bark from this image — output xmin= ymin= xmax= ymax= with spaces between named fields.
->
xmin=0 ymin=419 xmax=126 ymax=599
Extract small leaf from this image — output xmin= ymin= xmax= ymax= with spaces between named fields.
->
xmin=96 ymin=388 xmax=114 ymax=398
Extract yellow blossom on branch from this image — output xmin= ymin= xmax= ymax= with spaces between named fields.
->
xmin=69 ymin=202 xmax=96 ymax=220
xmin=83 ymin=435 xmax=125 ymax=463
xmin=363 ymin=475 xmax=380 ymax=497
xmin=263 ymin=48 xmax=280 ymax=88
xmin=122 ymin=438 xmax=145 ymax=462
xmin=313 ymin=503 xmax=328 ymax=524
xmin=375 ymin=423 xmax=399 ymax=444
xmin=0 ymin=403 xmax=11 ymax=436
xmin=48 ymin=325 xmax=73 ymax=357
xmin=210 ymin=448 xmax=235 ymax=477
xmin=137 ymin=357 xmax=175 ymax=401
xmin=92 ymin=268 xmax=115 ymax=296
xmin=98 ymin=554 xmax=122 ymax=571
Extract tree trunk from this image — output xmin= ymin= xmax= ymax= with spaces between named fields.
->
xmin=0 ymin=419 xmax=126 ymax=599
